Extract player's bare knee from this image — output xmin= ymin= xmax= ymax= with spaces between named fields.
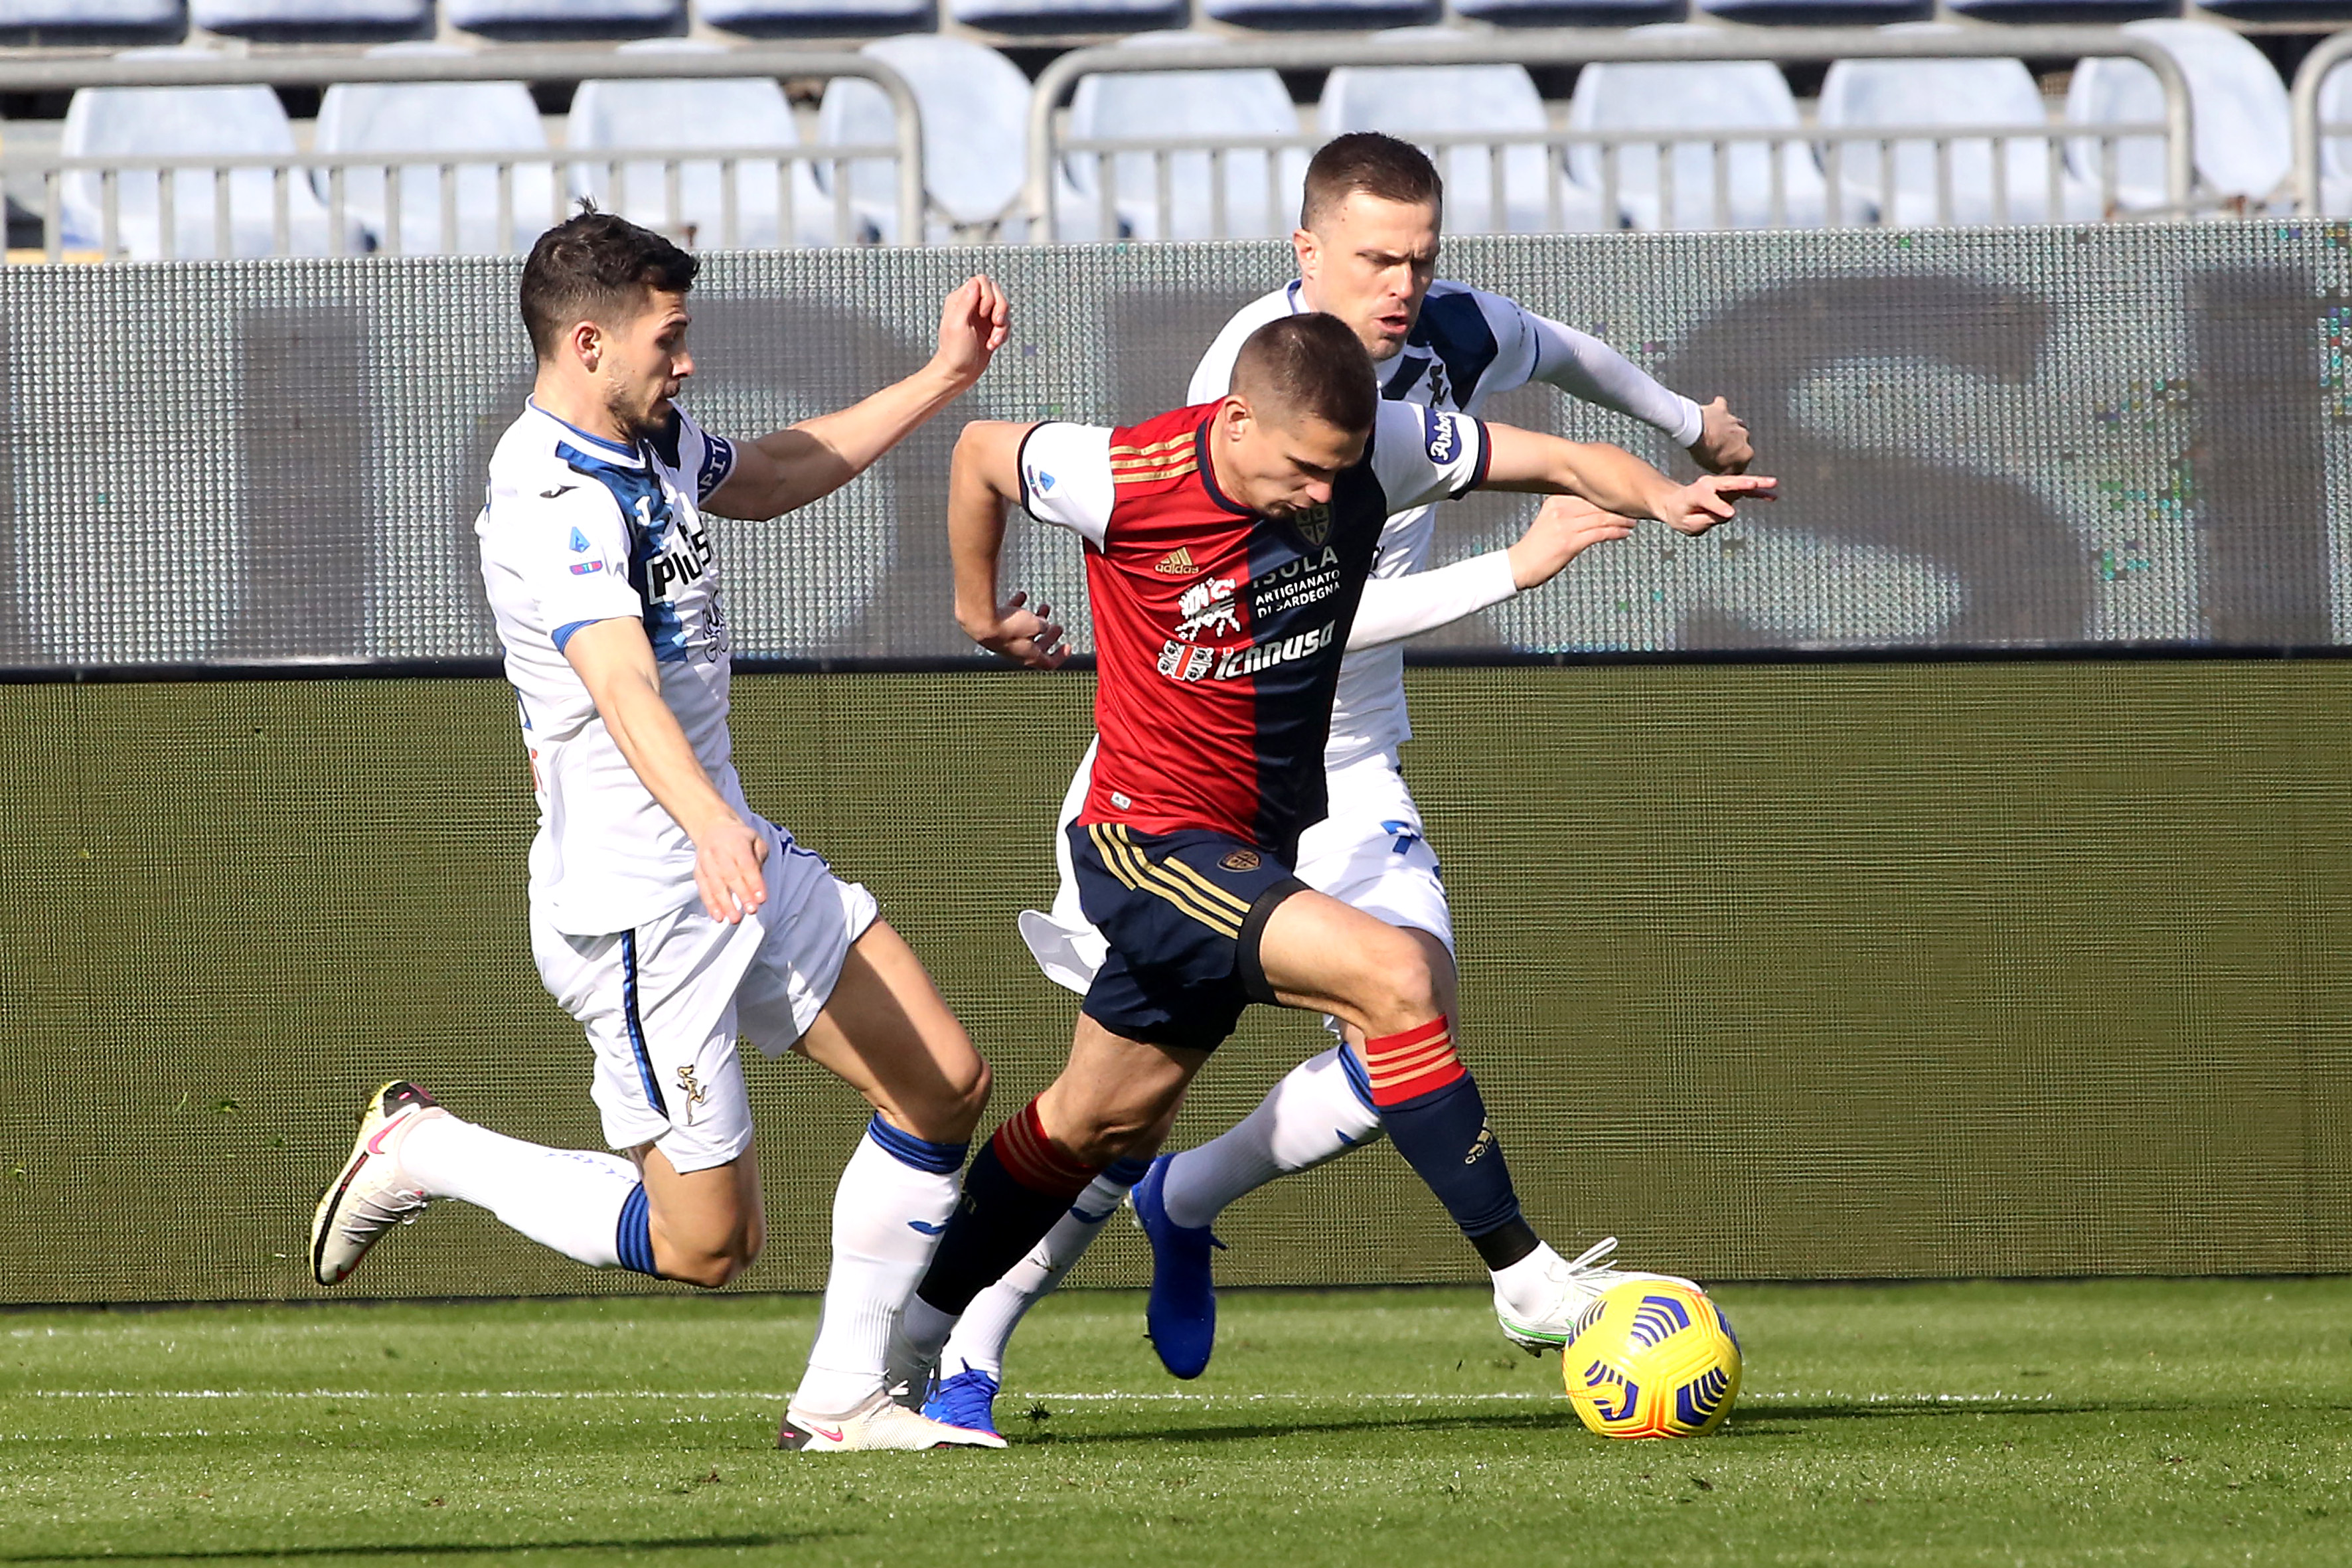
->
xmin=1350 ymin=926 xmax=1443 ymax=1035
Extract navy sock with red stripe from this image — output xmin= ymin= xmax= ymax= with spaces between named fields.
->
xmin=1362 ymin=1019 xmax=1535 ymax=1269
xmin=913 ymin=1099 xmax=1105 ymax=1318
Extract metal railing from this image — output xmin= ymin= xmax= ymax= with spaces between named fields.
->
xmin=1026 ymin=27 xmax=2197 ymax=241
xmin=2290 ymin=30 xmax=2352 ymax=217
xmin=0 ymin=46 xmax=923 ymax=262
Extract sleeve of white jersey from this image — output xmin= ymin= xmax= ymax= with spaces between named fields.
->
xmin=1368 ymin=400 xmax=1490 ymax=513
xmin=1347 ymin=550 xmax=1520 ymax=651
xmin=674 ymin=408 xmax=741 ymax=505
xmin=1017 ymin=422 xmax=1117 ymax=548
xmin=514 ymin=484 xmax=644 ymax=653
xmin=1522 ymin=303 xmax=1704 ymax=449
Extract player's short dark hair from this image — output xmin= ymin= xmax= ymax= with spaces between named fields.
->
xmin=1300 ymin=132 xmax=1443 ymax=230
xmin=518 ymin=206 xmax=699 ymax=360
xmin=1230 ymin=313 xmax=1377 ymax=435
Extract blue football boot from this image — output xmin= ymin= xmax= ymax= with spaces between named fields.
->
xmin=921 ymin=1366 xmax=1002 ymax=1439
xmin=1133 ymin=1154 xmax=1225 ymax=1379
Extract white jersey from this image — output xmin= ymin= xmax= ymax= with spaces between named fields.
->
xmin=1187 ymin=279 xmax=1700 ymax=769
xmin=477 ymin=398 xmax=744 ymax=937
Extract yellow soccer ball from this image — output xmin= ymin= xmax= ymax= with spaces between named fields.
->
xmin=1561 ymin=1279 xmax=1742 ymax=1439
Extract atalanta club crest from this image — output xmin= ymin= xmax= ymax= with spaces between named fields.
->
xmin=1293 ymin=503 xmax=1332 ymax=548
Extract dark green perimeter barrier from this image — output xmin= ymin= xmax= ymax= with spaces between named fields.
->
xmin=1 ymin=660 xmax=2347 ymax=1305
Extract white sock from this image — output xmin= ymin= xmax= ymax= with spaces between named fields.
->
xmin=939 ymin=1164 xmax=1142 ymax=1379
xmin=792 ymin=1118 xmax=965 ymax=1416
xmin=1490 ymin=1241 xmax=1571 ymax=1320
xmin=1160 ymin=1046 xmax=1385 ymax=1229
xmin=399 ymin=1115 xmax=639 ymax=1269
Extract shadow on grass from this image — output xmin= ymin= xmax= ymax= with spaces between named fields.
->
xmin=1024 ymin=1397 xmax=2199 ymax=1447
xmin=0 ymin=1533 xmax=844 ymax=1564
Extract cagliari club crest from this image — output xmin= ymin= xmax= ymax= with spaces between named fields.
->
xmin=1292 ymin=503 xmax=1332 ymax=548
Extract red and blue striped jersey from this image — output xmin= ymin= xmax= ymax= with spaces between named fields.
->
xmin=1020 ymin=400 xmax=1488 ymax=851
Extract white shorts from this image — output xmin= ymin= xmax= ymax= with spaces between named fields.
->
xmin=1018 ymin=742 xmax=1452 ymax=1014
xmin=531 ymin=819 xmax=880 ymax=1174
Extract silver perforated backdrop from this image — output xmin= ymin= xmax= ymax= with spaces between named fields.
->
xmin=1 ymin=233 xmax=2349 ymax=1306
xmin=2 ymin=226 xmax=2349 ymax=670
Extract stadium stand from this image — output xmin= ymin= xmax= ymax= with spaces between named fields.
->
xmin=191 ymin=0 xmax=429 ymax=33
xmin=816 ymin=34 xmax=1028 ymax=242
xmin=58 ymin=48 xmax=365 ymax=258
xmin=1816 ymin=25 xmax=2098 ymax=225
xmin=1061 ymin=33 xmax=1306 ymax=240
xmin=2066 ymin=17 xmax=2292 ymax=210
xmin=567 ymin=39 xmax=835 ymax=248
xmin=1320 ymin=27 xmax=1607 ymax=232
xmin=313 ymin=42 xmax=556 ymax=254
xmin=1564 ymin=24 xmax=1830 ymax=228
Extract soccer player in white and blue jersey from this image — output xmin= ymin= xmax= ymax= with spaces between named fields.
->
xmin=920 ymin=134 xmax=1758 ymax=1434
xmin=309 ymin=210 xmax=1013 ymax=1452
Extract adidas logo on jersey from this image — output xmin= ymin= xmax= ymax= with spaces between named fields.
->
xmin=1154 ymin=547 xmax=1198 ymax=576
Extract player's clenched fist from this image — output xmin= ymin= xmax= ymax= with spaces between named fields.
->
xmin=1657 ymin=471 xmax=1776 ymax=536
xmin=1688 ymin=397 xmax=1753 ymax=475
xmin=931 ymin=274 xmax=1011 ymax=389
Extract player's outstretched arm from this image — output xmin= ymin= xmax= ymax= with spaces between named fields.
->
xmin=562 ymin=617 xmax=769 ymax=924
xmin=1346 ymin=496 xmax=1634 ymax=653
xmin=949 ymin=420 xmax=1068 ymax=669
xmin=1526 ymin=312 xmax=1753 ymax=475
xmin=1479 ymin=421 xmax=1776 ymax=535
xmin=702 ymin=274 xmax=1011 ymax=521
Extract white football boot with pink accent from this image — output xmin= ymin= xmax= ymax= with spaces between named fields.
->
xmin=310 ymin=1080 xmax=443 ymax=1286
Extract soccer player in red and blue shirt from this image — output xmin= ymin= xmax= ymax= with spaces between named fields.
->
xmin=890 ymin=312 xmax=1774 ymax=1402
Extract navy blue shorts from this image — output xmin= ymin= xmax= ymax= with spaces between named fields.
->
xmin=1069 ymin=821 xmax=1311 ymax=1054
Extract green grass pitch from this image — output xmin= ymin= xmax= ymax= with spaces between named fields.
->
xmin=3 ymin=1280 xmax=2347 ymax=1566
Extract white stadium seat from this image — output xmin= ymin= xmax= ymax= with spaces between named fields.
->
xmin=1063 ymin=34 xmax=1308 ymax=242
xmin=0 ymin=0 xmax=179 ymax=25
xmin=1817 ymin=27 xmax=2100 ymax=226
xmin=60 ymin=48 xmax=365 ymax=259
xmin=446 ymin=0 xmax=681 ymax=29
xmin=1202 ymin=0 xmax=1435 ymax=29
xmin=191 ymin=0 xmax=428 ymax=29
xmin=314 ymin=44 xmax=558 ymax=255
xmin=700 ymin=0 xmax=930 ymax=27
xmin=816 ymin=35 xmax=1031 ymax=244
xmin=948 ymin=0 xmax=1180 ymax=27
xmin=2065 ymin=19 xmax=2292 ymax=214
xmin=1565 ymin=24 xmax=1827 ymax=230
xmin=568 ymin=39 xmax=834 ymax=248
xmin=1320 ymin=29 xmax=1606 ymax=234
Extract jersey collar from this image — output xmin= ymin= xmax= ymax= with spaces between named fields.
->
xmin=527 ymin=398 xmax=643 ymax=464
xmin=1193 ymin=417 xmax=1256 ymax=519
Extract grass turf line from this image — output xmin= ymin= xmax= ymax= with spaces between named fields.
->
xmin=1 ymin=1279 xmax=2347 ymax=1567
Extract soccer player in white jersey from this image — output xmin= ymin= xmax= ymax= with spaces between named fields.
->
xmin=308 ymin=210 xmax=1012 ymax=1452
xmin=918 ymin=133 xmax=1757 ymax=1434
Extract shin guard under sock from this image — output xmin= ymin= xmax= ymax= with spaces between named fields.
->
xmin=913 ymin=1101 xmax=1103 ymax=1318
xmin=1362 ymin=1019 xmax=1527 ymax=1255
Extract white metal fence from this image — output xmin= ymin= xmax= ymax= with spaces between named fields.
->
xmin=1028 ymin=28 xmax=2197 ymax=240
xmin=0 ymin=46 xmax=923 ymax=261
